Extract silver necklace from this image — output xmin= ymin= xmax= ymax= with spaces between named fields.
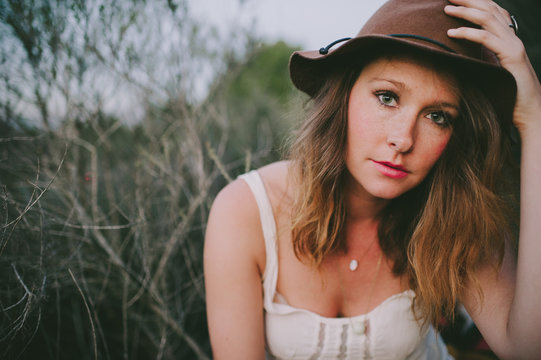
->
xmin=348 ymin=238 xmax=376 ymax=272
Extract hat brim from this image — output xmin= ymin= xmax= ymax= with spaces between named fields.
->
xmin=289 ymin=35 xmax=516 ymax=129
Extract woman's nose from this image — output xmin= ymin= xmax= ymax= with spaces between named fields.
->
xmin=386 ymin=117 xmax=415 ymax=153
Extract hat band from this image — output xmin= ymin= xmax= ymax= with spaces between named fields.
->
xmin=319 ymin=34 xmax=456 ymax=57
xmin=389 ymin=34 xmax=456 ymax=53
xmin=319 ymin=37 xmax=352 ymax=55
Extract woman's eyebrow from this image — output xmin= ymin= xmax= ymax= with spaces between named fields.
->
xmin=437 ymin=102 xmax=460 ymax=111
xmin=370 ymin=77 xmax=406 ymax=90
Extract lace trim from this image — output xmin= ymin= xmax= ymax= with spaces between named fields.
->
xmin=337 ymin=324 xmax=349 ymax=360
xmin=308 ymin=322 xmax=326 ymax=360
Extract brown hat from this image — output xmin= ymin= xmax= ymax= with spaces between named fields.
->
xmin=289 ymin=0 xmax=517 ymax=128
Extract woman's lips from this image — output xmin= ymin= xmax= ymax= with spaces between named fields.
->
xmin=372 ymin=160 xmax=409 ymax=179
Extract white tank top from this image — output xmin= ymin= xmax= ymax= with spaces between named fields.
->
xmin=239 ymin=170 xmax=453 ymax=360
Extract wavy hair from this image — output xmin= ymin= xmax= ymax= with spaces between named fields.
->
xmin=287 ymin=54 xmax=519 ymax=326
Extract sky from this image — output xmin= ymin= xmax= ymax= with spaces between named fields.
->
xmin=190 ymin=0 xmax=387 ymax=50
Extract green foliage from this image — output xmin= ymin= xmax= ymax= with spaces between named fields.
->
xmin=208 ymin=41 xmax=305 ymax=173
xmin=227 ymin=41 xmax=296 ymax=104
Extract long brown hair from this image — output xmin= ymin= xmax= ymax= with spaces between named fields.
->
xmin=287 ymin=53 xmax=519 ymax=326
xmin=288 ymin=65 xmax=360 ymax=265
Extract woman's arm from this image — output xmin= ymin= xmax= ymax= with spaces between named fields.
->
xmin=446 ymin=0 xmax=541 ymax=358
xmin=204 ymin=179 xmax=267 ymax=359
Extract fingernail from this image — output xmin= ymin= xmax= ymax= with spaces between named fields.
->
xmin=444 ymin=5 xmax=456 ymax=12
xmin=447 ymin=29 xmax=458 ymax=35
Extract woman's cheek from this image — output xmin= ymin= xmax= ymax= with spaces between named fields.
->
xmin=434 ymin=139 xmax=449 ymax=158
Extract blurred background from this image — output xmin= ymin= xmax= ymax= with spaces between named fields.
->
xmin=0 ymin=0 xmax=539 ymax=359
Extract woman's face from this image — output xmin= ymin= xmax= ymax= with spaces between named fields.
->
xmin=345 ymin=56 xmax=459 ymax=200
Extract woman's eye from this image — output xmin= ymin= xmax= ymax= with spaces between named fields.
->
xmin=376 ymin=92 xmax=397 ymax=107
xmin=427 ymin=111 xmax=449 ymax=126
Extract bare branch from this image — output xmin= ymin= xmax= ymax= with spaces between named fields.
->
xmin=68 ymin=268 xmax=98 ymax=360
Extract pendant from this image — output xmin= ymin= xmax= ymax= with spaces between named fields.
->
xmin=349 ymin=259 xmax=358 ymax=271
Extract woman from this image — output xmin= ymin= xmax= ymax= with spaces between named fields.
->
xmin=204 ymin=0 xmax=541 ymax=358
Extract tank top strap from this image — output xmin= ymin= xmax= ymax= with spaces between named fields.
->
xmin=238 ymin=170 xmax=279 ymax=310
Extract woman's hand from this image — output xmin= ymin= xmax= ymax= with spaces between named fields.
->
xmin=444 ymin=0 xmax=541 ymax=137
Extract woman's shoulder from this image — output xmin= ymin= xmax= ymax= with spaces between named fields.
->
xmin=204 ymin=174 xmax=265 ymax=269
xmin=212 ymin=160 xmax=292 ymax=212
xmin=205 ymin=161 xmax=293 ymax=273
xmin=257 ymin=159 xmax=293 ymax=177
xmin=257 ymin=160 xmax=296 ymax=207
xmin=207 ymin=170 xmax=263 ymax=239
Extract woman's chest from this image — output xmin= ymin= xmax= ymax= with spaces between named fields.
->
xmin=274 ymin=233 xmax=407 ymax=319
xmin=264 ymin=291 xmax=437 ymax=360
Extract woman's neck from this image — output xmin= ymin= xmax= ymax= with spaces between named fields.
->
xmin=345 ymin=173 xmax=389 ymax=221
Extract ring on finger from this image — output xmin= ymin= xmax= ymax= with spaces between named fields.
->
xmin=509 ymin=15 xmax=518 ymax=35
